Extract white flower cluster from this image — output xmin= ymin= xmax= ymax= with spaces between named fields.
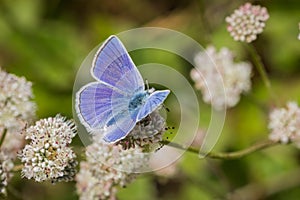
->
xmin=116 ymin=110 xmax=166 ymax=150
xmin=0 ymin=126 xmax=25 ymax=159
xmin=150 ymin=146 xmax=180 ymax=178
xmin=190 ymin=46 xmax=252 ymax=110
xmin=19 ymin=115 xmax=77 ymax=182
xmin=268 ymin=102 xmax=300 ymax=146
xmin=0 ymin=68 xmax=36 ymax=158
xmin=0 ymin=68 xmax=36 ymax=129
xmin=0 ymin=151 xmax=14 ymax=197
xmin=76 ymin=138 xmax=149 ymax=200
xmin=225 ymin=3 xmax=269 ymax=43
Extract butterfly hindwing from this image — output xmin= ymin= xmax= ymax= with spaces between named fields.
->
xmin=76 ymin=82 xmax=128 ymax=131
xmin=92 ymin=35 xmax=144 ymax=94
xmin=103 ymin=113 xmax=136 ymax=143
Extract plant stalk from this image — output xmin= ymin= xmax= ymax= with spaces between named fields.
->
xmin=0 ymin=128 xmax=8 ymax=148
xmin=246 ymin=44 xmax=277 ymax=103
xmin=162 ymin=139 xmax=280 ymax=160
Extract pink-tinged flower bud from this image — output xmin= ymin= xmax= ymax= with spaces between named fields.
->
xmin=225 ymin=3 xmax=269 ymax=43
xmin=269 ymin=102 xmax=300 ymax=147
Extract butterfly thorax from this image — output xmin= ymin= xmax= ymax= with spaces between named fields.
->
xmin=128 ymin=91 xmax=149 ymax=111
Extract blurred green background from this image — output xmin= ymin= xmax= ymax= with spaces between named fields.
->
xmin=1 ymin=0 xmax=300 ymax=199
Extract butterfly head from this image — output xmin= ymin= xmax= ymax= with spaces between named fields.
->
xmin=147 ymin=87 xmax=155 ymax=94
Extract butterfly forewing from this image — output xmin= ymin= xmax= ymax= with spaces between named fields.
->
xmin=92 ymin=36 xmax=144 ymax=94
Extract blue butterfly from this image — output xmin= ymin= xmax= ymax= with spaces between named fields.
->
xmin=76 ymin=35 xmax=170 ymax=143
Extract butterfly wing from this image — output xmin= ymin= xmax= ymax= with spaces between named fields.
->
xmin=102 ymin=114 xmax=136 ymax=143
xmin=137 ymin=90 xmax=170 ymax=121
xmin=76 ymin=36 xmax=166 ymax=143
xmin=76 ymin=81 xmax=139 ymax=143
xmin=92 ymin=35 xmax=144 ymax=94
xmin=76 ymin=82 xmax=129 ymax=131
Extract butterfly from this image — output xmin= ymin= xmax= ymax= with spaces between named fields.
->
xmin=75 ymin=35 xmax=170 ymax=143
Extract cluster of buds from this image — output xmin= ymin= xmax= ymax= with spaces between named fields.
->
xmin=226 ymin=3 xmax=269 ymax=43
xmin=19 ymin=115 xmax=77 ymax=182
xmin=76 ymin=137 xmax=149 ymax=200
xmin=191 ymin=46 xmax=252 ymax=110
xmin=268 ymin=102 xmax=300 ymax=147
xmin=116 ymin=110 xmax=166 ymax=150
xmin=0 ymin=68 xmax=36 ymax=158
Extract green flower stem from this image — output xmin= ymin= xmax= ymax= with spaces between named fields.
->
xmin=247 ymin=44 xmax=271 ymax=88
xmin=162 ymin=139 xmax=280 ymax=160
xmin=0 ymin=128 xmax=7 ymax=148
xmin=246 ymin=44 xmax=277 ymax=102
xmin=12 ymin=164 xmax=23 ymax=172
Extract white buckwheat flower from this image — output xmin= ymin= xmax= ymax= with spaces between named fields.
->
xmin=116 ymin=109 xmax=166 ymax=150
xmin=150 ymin=146 xmax=180 ymax=178
xmin=0 ymin=126 xmax=26 ymax=159
xmin=19 ymin=115 xmax=77 ymax=182
xmin=76 ymin=138 xmax=149 ymax=200
xmin=190 ymin=46 xmax=252 ymax=110
xmin=0 ymin=68 xmax=36 ymax=158
xmin=0 ymin=151 xmax=14 ymax=197
xmin=0 ymin=68 xmax=36 ymax=129
xmin=225 ymin=3 xmax=269 ymax=43
xmin=268 ymin=101 xmax=300 ymax=146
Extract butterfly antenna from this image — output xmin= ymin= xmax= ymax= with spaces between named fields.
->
xmin=145 ymin=79 xmax=150 ymax=92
